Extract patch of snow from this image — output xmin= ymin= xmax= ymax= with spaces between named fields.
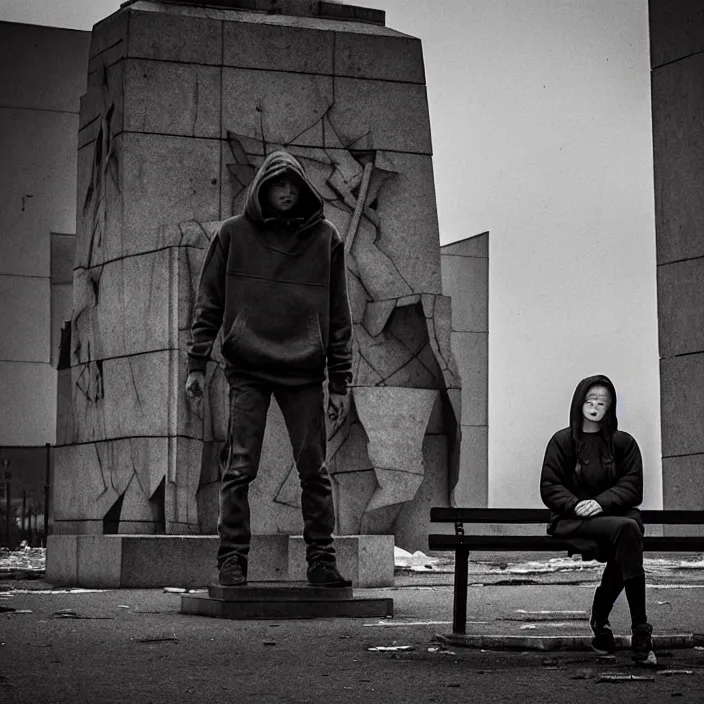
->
xmin=394 ymin=546 xmax=440 ymax=570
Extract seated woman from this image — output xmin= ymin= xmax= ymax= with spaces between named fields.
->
xmin=540 ymin=374 xmax=655 ymax=664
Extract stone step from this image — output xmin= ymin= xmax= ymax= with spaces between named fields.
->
xmin=181 ymin=592 xmax=393 ymax=620
xmin=208 ymin=582 xmax=353 ymax=601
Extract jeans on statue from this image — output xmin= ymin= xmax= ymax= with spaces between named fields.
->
xmin=217 ymin=376 xmax=336 ymax=569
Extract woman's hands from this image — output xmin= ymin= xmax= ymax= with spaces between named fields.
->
xmin=574 ymin=499 xmax=603 ymax=518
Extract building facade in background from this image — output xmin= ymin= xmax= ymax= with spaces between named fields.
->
xmin=440 ymin=233 xmax=489 ymax=508
xmin=0 ymin=23 xmax=90 ymax=545
xmin=0 ymin=23 xmax=89 ymax=445
xmin=650 ymin=0 xmax=704 ymax=522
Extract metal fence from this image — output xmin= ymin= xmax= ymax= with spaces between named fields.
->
xmin=0 ymin=444 xmax=51 ymax=548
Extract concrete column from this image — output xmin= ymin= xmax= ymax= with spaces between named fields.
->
xmin=650 ymin=0 xmax=704 ymax=528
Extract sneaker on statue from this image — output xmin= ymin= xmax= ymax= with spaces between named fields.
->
xmin=219 ymin=557 xmax=247 ymax=586
xmin=307 ymin=561 xmax=352 ymax=588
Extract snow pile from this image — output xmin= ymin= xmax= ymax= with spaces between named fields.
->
xmin=0 ymin=544 xmax=46 ymax=576
xmin=394 ymin=547 xmax=441 ymax=571
xmin=493 ymin=556 xmax=601 ymax=574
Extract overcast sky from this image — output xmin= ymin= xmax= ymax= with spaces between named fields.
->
xmin=1 ymin=0 xmax=661 ymax=507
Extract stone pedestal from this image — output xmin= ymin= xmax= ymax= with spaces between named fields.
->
xmin=46 ymin=533 xmax=394 ymax=588
xmin=52 ymin=0 xmax=468 ymax=581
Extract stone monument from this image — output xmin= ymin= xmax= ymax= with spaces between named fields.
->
xmin=48 ymin=0 xmax=464 ymax=586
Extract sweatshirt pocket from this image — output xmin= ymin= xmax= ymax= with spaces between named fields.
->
xmin=222 ymin=277 xmax=327 ymax=372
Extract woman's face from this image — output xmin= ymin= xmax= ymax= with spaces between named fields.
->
xmin=582 ymin=385 xmax=612 ymax=424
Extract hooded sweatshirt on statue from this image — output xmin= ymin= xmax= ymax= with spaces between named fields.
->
xmin=187 ymin=151 xmax=353 ymax=393
xmin=539 ymin=374 xmax=643 ymax=535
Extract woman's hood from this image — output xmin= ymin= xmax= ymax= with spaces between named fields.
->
xmin=569 ymin=373 xmax=618 ymax=441
xmin=243 ymin=150 xmax=324 ymax=230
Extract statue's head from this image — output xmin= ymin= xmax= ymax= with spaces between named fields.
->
xmin=262 ymin=171 xmax=302 ymax=214
xmin=244 ymin=150 xmax=323 ymax=227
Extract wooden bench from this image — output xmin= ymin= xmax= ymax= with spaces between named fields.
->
xmin=429 ymin=508 xmax=704 ymax=634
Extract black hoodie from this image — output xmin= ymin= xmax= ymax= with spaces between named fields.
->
xmin=540 ymin=374 xmax=643 ymax=534
xmin=187 ymin=151 xmax=353 ymax=393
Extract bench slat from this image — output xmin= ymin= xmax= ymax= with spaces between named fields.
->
xmin=430 ymin=508 xmax=704 ymax=524
xmin=428 ymin=534 xmax=704 ymax=552
xmin=431 ymin=508 xmax=549 ymax=523
xmin=430 ymin=535 xmax=579 ymax=550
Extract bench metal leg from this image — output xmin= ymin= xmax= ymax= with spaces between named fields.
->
xmin=452 ymin=547 xmax=469 ymax=634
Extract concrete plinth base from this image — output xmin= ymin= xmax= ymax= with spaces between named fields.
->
xmin=46 ymin=534 xmax=394 ymax=588
xmin=181 ymin=582 xmax=393 ymax=620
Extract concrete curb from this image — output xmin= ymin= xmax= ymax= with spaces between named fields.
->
xmin=435 ymin=632 xmax=696 ymax=651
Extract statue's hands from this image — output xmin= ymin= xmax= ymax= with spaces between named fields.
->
xmin=327 ymin=392 xmax=348 ymax=425
xmin=574 ymin=499 xmax=603 ymax=518
xmin=185 ymin=371 xmax=205 ymax=399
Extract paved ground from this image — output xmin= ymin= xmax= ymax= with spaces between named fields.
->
xmin=2 ymin=554 xmax=703 ymax=703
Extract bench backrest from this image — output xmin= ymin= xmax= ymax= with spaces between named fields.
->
xmin=430 ymin=508 xmax=704 ymax=524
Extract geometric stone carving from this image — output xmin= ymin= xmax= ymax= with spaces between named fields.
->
xmin=353 ymin=387 xmax=439 ymax=511
xmin=365 ymin=469 xmax=424 ymax=513
xmin=52 ymin=436 xmax=200 ymax=534
xmin=363 ymin=299 xmax=397 ymax=338
xmin=421 ymin=293 xmax=461 ymax=390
